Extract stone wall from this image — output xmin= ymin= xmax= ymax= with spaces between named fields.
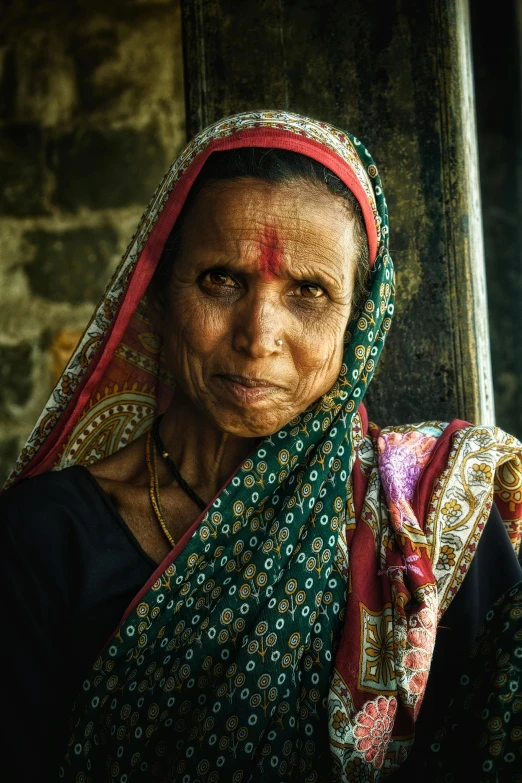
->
xmin=0 ymin=0 xmax=186 ymax=480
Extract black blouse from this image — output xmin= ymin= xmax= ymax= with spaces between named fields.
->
xmin=1 ymin=467 xmax=155 ymax=780
xmin=1 ymin=466 xmax=520 ymax=781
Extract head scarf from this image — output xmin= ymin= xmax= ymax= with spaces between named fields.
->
xmin=5 ymin=112 xmax=383 ymax=484
xmin=7 ymin=112 xmax=522 ymax=782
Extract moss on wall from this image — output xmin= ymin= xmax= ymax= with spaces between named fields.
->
xmin=0 ymin=0 xmax=186 ymax=479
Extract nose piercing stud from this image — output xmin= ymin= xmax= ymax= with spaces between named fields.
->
xmin=275 ymin=339 xmax=283 ymax=346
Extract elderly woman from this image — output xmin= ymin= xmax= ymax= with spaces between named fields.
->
xmin=2 ymin=112 xmax=522 ymax=782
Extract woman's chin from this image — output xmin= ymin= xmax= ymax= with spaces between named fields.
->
xmin=206 ymin=401 xmax=294 ymax=441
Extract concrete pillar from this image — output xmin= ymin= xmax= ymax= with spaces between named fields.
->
xmin=181 ymin=0 xmax=494 ymax=427
xmin=472 ymin=0 xmax=522 ymax=439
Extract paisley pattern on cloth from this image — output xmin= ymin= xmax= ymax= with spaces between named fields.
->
xmin=3 ymin=112 xmax=522 ymax=781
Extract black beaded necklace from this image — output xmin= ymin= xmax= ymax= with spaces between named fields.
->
xmin=152 ymin=415 xmax=207 ymax=510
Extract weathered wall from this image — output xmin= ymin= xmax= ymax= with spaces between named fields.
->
xmin=0 ymin=0 xmax=186 ymax=480
xmin=471 ymin=0 xmax=522 ymax=440
xmin=182 ymin=0 xmax=494 ymax=429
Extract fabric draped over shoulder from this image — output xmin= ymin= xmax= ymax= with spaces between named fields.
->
xmin=4 ymin=111 xmax=522 ymax=782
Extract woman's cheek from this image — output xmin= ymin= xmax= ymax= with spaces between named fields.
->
xmin=295 ymin=328 xmax=345 ymax=396
xmin=295 ymin=311 xmax=346 ymax=359
xmin=170 ymin=297 xmax=229 ymax=354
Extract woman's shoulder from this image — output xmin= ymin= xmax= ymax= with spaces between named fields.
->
xmin=2 ymin=465 xmax=99 ymax=515
xmin=0 ymin=466 xmax=115 ymax=549
xmin=363 ymin=418 xmax=521 ymax=487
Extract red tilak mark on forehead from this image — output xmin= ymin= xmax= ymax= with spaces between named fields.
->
xmin=258 ymin=229 xmax=282 ymax=280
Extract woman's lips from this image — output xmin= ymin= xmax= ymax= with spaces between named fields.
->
xmin=216 ymin=374 xmax=282 ymax=404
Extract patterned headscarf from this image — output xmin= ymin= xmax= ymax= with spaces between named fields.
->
xmin=7 ymin=112 xmax=522 ymax=781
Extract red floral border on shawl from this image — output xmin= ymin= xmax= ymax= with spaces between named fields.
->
xmin=347 ymin=416 xmax=462 ymax=741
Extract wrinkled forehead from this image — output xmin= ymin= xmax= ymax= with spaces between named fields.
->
xmin=179 ymin=178 xmax=359 ymax=281
xmin=152 ymin=123 xmax=379 ymax=271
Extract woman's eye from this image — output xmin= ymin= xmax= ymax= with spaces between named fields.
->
xmin=204 ymin=271 xmax=238 ymax=288
xmin=296 ymin=284 xmax=324 ymax=299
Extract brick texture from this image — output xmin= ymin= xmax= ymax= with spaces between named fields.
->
xmin=0 ymin=0 xmax=186 ymax=480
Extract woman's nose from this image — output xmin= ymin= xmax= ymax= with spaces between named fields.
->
xmin=232 ymin=295 xmax=283 ymax=358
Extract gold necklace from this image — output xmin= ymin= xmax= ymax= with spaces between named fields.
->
xmin=146 ymin=429 xmax=176 ymax=548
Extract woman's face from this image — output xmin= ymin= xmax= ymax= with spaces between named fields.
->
xmin=154 ymin=178 xmax=361 ymax=438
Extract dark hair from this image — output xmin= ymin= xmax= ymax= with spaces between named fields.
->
xmin=151 ymin=148 xmax=371 ymax=309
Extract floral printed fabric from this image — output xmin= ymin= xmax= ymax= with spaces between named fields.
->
xmin=4 ymin=111 xmax=521 ymax=782
xmin=353 ymin=696 xmax=397 ymax=768
xmin=377 ymin=430 xmax=438 ymax=533
xmin=328 ymin=420 xmax=522 ymax=780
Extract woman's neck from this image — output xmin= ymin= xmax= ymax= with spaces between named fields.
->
xmin=159 ymin=390 xmax=259 ymax=499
